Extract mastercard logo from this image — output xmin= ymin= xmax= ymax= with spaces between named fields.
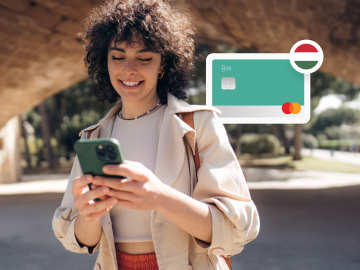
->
xmin=282 ymin=102 xmax=301 ymax=114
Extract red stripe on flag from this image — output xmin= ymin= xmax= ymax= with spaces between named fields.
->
xmin=294 ymin=44 xmax=318 ymax=52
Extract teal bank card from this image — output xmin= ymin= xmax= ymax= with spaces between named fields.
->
xmin=206 ymin=54 xmax=311 ymax=124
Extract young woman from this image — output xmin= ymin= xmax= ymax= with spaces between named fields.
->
xmin=52 ymin=1 xmax=260 ymax=270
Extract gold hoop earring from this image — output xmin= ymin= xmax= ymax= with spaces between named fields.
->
xmin=158 ymin=70 xmax=165 ymax=79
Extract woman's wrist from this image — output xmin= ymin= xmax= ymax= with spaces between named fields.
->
xmin=77 ymin=212 xmax=102 ymax=225
xmin=74 ymin=213 xmax=102 ymax=247
xmin=155 ymin=184 xmax=174 ymax=213
xmin=155 ymin=185 xmax=213 ymax=243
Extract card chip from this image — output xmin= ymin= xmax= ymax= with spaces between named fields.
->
xmin=221 ymin=77 xmax=236 ymax=89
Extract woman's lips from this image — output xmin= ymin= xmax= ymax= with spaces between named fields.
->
xmin=119 ymin=80 xmax=144 ymax=90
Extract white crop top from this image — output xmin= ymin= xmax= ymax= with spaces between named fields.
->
xmin=109 ymin=104 xmax=165 ymax=242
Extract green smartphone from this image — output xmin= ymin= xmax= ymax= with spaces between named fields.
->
xmin=74 ymin=138 xmax=127 ymax=202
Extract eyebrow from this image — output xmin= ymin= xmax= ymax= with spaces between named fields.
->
xmin=109 ymin=47 xmax=153 ymax=53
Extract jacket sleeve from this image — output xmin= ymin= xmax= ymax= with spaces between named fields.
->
xmin=191 ymin=110 xmax=260 ymax=257
xmin=52 ymin=131 xmax=101 ymax=255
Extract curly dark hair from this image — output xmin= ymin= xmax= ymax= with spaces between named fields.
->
xmin=79 ymin=0 xmax=197 ymax=104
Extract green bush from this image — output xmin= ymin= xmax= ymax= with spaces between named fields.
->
xmin=311 ymin=107 xmax=360 ymax=133
xmin=319 ymin=140 xmax=360 ymax=151
xmin=316 ymin=133 xmax=328 ymax=141
xmin=239 ymin=134 xmax=281 ymax=156
xmin=302 ymin=133 xmax=319 ymax=149
xmin=323 ymin=125 xmax=360 ymax=140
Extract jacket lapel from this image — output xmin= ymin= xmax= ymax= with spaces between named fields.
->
xmin=154 ymin=106 xmax=195 ymax=188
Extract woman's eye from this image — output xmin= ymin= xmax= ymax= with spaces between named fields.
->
xmin=139 ymin=58 xmax=152 ymax=61
xmin=111 ymin=57 xmax=152 ymax=61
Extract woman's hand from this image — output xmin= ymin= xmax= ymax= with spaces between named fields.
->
xmin=72 ymin=174 xmax=119 ymax=222
xmin=92 ymin=160 xmax=169 ymax=211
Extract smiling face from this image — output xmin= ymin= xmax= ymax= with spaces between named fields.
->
xmin=107 ymin=38 xmax=165 ymax=104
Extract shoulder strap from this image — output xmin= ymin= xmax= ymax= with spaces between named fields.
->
xmin=87 ymin=130 xmax=94 ymax=139
xmin=181 ymin=111 xmax=234 ymax=270
xmin=182 ymin=112 xmax=201 ymax=171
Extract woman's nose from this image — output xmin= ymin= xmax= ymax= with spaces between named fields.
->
xmin=123 ymin=59 xmax=137 ymax=76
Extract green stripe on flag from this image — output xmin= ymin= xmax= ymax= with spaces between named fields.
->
xmin=295 ymin=61 xmax=317 ymax=69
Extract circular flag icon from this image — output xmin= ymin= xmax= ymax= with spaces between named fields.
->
xmin=290 ymin=40 xmax=323 ymax=74
xmin=282 ymin=102 xmax=301 ymax=115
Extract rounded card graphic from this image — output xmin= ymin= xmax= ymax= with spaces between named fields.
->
xmin=206 ymin=53 xmax=311 ymax=124
xmin=290 ymin=40 xmax=323 ymax=74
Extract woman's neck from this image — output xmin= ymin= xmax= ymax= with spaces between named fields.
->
xmin=120 ymin=94 xmax=161 ymax=119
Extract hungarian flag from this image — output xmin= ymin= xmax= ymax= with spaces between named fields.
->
xmin=293 ymin=44 xmax=320 ymax=70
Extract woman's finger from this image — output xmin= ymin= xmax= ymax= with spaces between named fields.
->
xmin=93 ymin=176 xmax=140 ymax=192
xmin=116 ymin=199 xmax=136 ymax=209
xmin=80 ymin=197 xmax=118 ymax=216
xmin=102 ymin=164 xmax=148 ymax=182
xmin=80 ymin=184 xmax=90 ymax=195
xmin=107 ymin=189 xmax=139 ymax=202
xmin=72 ymin=175 xmax=93 ymax=197
xmin=90 ymin=184 xmax=104 ymax=192
xmin=91 ymin=184 xmax=111 ymax=201
xmin=122 ymin=160 xmax=144 ymax=168
xmin=74 ymin=187 xmax=110 ymax=208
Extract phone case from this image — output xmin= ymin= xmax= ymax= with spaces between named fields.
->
xmin=74 ymin=138 xmax=127 ymax=201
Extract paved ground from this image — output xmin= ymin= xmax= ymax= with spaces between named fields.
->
xmin=242 ymin=168 xmax=360 ymax=189
xmin=233 ymin=186 xmax=360 ymax=270
xmin=2 ymin=168 xmax=360 ymax=195
xmin=0 ymin=185 xmax=359 ymax=270
xmin=0 ymin=193 xmax=97 ymax=270
xmin=302 ymin=148 xmax=360 ymax=166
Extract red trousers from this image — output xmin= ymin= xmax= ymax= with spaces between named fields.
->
xmin=116 ymin=251 xmax=159 ymax=270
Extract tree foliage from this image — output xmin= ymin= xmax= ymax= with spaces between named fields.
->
xmin=310 ymin=107 xmax=360 ymax=134
xmin=26 ymin=79 xmax=113 ymax=158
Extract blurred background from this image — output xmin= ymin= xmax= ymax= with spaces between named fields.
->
xmin=0 ymin=0 xmax=359 ymax=269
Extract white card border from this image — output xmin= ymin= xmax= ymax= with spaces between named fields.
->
xmin=206 ymin=53 xmax=311 ymax=124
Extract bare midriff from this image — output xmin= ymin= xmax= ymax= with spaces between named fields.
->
xmin=115 ymin=241 xmax=155 ymax=254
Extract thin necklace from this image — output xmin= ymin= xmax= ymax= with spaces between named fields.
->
xmin=118 ymin=102 xmax=162 ymax=120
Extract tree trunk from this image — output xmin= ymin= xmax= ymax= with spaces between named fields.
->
xmin=20 ymin=114 xmax=31 ymax=168
xmin=38 ymin=101 xmax=55 ymax=168
xmin=36 ymin=144 xmax=44 ymax=167
xmin=293 ymin=124 xmax=303 ymax=160
xmin=235 ymin=124 xmax=243 ymax=158
xmin=277 ymin=124 xmax=290 ymax=154
xmin=56 ymin=92 xmax=67 ymax=165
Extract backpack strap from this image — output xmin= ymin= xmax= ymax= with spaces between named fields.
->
xmin=182 ymin=112 xmax=201 ymax=171
xmin=181 ymin=111 xmax=234 ymax=270
xmin=87 ymin=130 xmax=94 ymax=139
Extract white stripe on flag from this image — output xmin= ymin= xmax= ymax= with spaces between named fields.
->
xmin=293 ymin=52 xmax=321 ymax=61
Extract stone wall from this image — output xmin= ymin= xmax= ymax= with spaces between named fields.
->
xmin=0 ymin=0 xmax=106 ymax=130
xmin=186 ymin=0 xmax=360 ymax=87
xmin=1 ymin=0 xmax=360 ymax=129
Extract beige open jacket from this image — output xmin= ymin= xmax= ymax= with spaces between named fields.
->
xmin=52 ymin=92 xmax=260 ymax=270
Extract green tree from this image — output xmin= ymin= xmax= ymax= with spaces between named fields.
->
xmin=26 ymin=78 xmax=113 ymax=165
xmin=293 ymin=72 xmax=360 ymax=159
xmin=310 ymin=107 xmax=360 ymax=134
